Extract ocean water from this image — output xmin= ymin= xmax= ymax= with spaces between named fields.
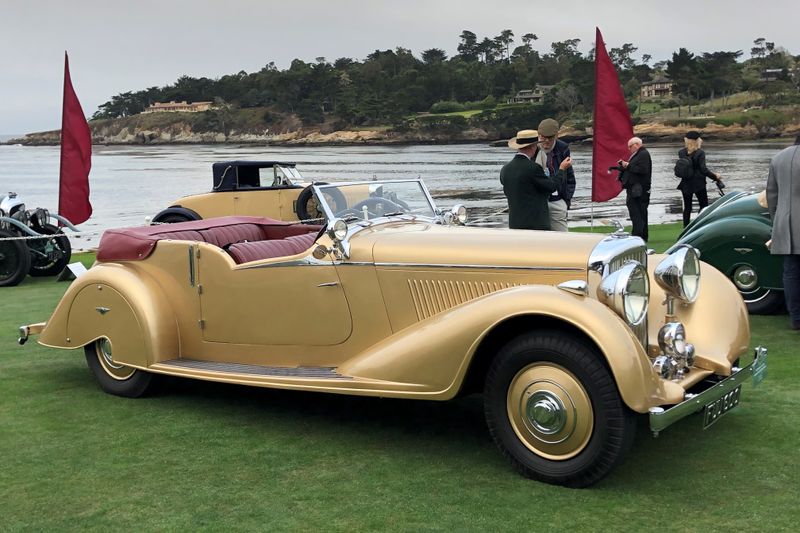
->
xmin=0 ymin=141 xmax=784 ymax=249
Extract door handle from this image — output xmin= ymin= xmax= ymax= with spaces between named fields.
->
xmin=317 ymin=281 xmax=339 ymax=287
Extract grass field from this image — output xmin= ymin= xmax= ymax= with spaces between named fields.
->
xmin=1 ymin=236 xmax=798 ymax=531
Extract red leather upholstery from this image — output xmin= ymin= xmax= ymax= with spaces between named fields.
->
xmin=198 ymin=224 xmax=267 ymax=248
xmin=98 ymin=216 xmax=321 ymax=262
xmin=227 ymin=232 xmax=318 ymax=264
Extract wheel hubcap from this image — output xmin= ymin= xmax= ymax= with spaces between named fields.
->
xmin=527 ymin=391 xmax=567 ymax=435
xmin=733 ymin=266 xmax=758 ymax=291
xmin=507 ymin=363 xmax=593 ymax=460
xmin=96 ymin=339 xmax=135 ymax=380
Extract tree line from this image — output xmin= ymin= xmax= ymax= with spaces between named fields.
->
xmin=92 ymin=32 xmax=798 ymax=128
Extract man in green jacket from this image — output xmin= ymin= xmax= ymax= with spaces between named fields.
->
xmin=500 ymin=129 xmax=572 ymax=230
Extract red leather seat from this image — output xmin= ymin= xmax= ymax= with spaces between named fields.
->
xmin=227 ymin=232 xmax=318 ymax=264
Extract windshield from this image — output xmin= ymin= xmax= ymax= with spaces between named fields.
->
xmin=313 ymin=180 xmax=437 ymax=222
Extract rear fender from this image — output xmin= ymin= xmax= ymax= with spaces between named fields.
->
xmin=337 ymin=285 xmax=667 ymax=411
xmin=39 ymin=263 xmax=178 ymax=367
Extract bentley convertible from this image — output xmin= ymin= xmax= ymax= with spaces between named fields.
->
xmin=20 ymin=179 xmax=767 ymax=488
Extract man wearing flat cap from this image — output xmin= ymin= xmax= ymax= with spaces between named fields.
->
xmin=500 ymin=128 xmax=572 ymax=230
xmin=532 ymin=118 xmax=576 ymax=232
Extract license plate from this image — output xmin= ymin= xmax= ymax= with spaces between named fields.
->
xmin=703 ymin=385 xmax=742 ymax=429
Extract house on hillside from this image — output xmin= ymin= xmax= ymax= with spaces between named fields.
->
xmin=508 ymin=85 xmax=555 ymax=104
xmin=640 ymin=78 xmax=674 ymax=99
xmin=759 ymin=69 xmax=786 ymax=82
xmin=142 ymin=101 xmax=214 ymax=113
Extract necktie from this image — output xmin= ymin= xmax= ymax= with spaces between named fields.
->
xmin=546 ymin=152 xmax=554 ymax=176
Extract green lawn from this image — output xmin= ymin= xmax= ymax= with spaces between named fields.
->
xmin=1 ymin=235 xmax=797 ymax=531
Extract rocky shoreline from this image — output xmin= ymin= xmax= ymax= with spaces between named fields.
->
xmin=5 ymin=120 xmax=800 ymax=147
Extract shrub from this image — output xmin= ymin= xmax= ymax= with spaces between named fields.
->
xmin=429 ymin=101 xmax=465 ymax=114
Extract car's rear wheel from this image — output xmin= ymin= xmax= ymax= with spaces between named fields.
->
xmin=484 ymin=331 xmax=636 ymax=488
xmin=731 ymin=264 xmax=785 ymax=314
xmin=84 ymin=339 xmax=155 ymax=398
xmin=0 ymin=228 xmax=31 ymax=287
xmin=28 ymin=223 xmax=72 ymax=277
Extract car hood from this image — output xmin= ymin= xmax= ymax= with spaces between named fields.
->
xmin=351 ymin=221 xmax=605 ymax=271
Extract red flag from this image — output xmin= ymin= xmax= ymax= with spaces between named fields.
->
xmin=58 ymin=52 xmax=92 ymax=224
xmin=591 ymin=27 xmax=633 ymax=202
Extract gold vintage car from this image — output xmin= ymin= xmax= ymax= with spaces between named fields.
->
xmin=20 ymin=179 xmax=767 ymax=488
xmin=151 ymin=160 xmax=327 ymax=224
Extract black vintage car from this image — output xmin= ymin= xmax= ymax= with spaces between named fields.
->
xmin=0 ymin=192 xmax=74 ymax=287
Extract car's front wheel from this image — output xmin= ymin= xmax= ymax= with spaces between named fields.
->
xmin=730 ymin=264 xmax=785 ymax=314
xmin=0 ymin=228 xmax=31 ymax=287
xmin=84 ymin=339 xmax=155 ymax=398
xmin=484 ymin=331 xmax=636 ymax=488
xmin=28 ymin=223 xmax=72 ymax=277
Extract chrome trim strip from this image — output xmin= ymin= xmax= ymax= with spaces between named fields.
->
xmin=374 ymin=262 xmax=584 ymax=271
xmin=237 ymin=256 xmax=331 ymax=270
xmin=648 ymin=346 xmax=767 ymax=436
xmin=188 ymin=246 xmax=195 ymax=286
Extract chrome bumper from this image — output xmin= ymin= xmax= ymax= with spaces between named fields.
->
xmin=18 ymin=322 xmax=46 ymax=345
xmin=648 ymin=346 xmax=767 ymax=436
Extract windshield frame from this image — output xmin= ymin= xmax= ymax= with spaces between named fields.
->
xmin=311 ymin=179 xmax=439 ymax=224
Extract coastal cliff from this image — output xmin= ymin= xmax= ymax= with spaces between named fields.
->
xmin=8 ymin=109 xmax=800 ymax=146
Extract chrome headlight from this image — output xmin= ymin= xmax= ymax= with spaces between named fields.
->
xmin=654 ymin=246 xmax=701 ymax=303
xmin=443 ymin=204 xmax=467 ymax=225
xmin=328 ymin=218 xmax=348 ymax=241
xmin=658 ymin=322 xmax=686 ymax=356
xmin=597 ymin=261 xmax=650 ymax=326
xmin=29 ymin=208 xmax=49 ymax=228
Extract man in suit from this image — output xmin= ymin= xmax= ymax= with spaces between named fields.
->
xmin=535 ymin=118 xmax=576 ymax=232
xmin=619 ymin=136 xmax=652 ymax=241
xmin=500 ymin=129 xmax=572 ymax=230
xmin=766 ymin=135 xmax=800 ymax=330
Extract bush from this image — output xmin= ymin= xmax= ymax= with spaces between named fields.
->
xmin=429 ymin=101 xmax=465 ymax=114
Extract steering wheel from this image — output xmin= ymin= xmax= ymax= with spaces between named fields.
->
xmin=350 ymin=197 xmax=408 ymax=216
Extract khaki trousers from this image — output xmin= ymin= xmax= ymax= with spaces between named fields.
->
xmin=548 ymin=199 xmax=568 ymax=231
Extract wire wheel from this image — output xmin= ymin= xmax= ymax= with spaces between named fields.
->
xmin=0 ymin=228 xmax=31 ymax=287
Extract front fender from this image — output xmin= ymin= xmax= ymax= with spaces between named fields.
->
xmin=671 ymin=217 xmax=781 ymax=288
xmin=39 ymin=263 xmax=179 ymax=367
xmin=337 ymin=285 xmax=668 ymax=411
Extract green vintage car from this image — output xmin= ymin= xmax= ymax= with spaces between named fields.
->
xmin=669 ymin=190 xmax=783 ymax=314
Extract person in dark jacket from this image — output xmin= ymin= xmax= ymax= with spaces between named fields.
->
xmin=677 ymin=130 xmax=724 ymax=226
xmin=619 ymin=136 xmax=652 ymax=241
xmin=500 ymin=129 xmax=571 ymax=230
xmin=766 ymin=135 xmax=800 ymax=330
xmin=534 ymin=118 xmax=576 ymax=232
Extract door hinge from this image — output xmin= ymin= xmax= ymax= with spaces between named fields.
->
xmin=197 ymin=284 xmax=203 ymax=295
xmin=198 ymin=319 xmax=205 ymax=330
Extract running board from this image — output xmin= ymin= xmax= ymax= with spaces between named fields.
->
xmin=156 ymin=359 xmax=352 ymax=380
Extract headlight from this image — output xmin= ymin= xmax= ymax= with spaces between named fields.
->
xmin=654 ymin=246 xmax=701 ymax=303
xmin=658 ymin=322 xmax=686 ymax=356
xmin=443 ymin=205 xmax=467 ymax=225
xmin=29 ymin=208 xmax=49 ymax=228
xmin=328 ymin=218 xmax=348 ymax=241
xmin=597 ymin=261 xmax=650 ymax=325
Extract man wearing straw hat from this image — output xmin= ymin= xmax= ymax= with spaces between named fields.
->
xmin=500 ymin=129 xmax=572 ymax=230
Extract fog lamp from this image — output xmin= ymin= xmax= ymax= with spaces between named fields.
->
xmin=658 ymin=322 xmax=686 ymax=357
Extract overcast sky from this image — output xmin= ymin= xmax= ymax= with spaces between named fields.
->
xmin=1 ymin=0 xmax=797 ymax=134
